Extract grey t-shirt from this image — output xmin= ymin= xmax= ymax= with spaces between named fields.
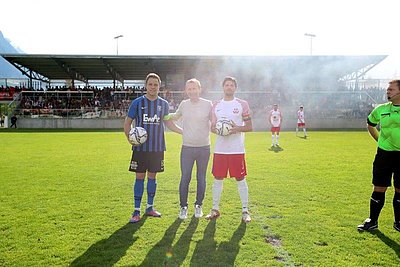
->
xmin=174 ymin=98 xmax=212 ymax=147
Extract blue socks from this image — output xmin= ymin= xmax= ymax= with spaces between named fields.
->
xmin=133 ymin=178 xmax=157 ymax=213
xmin=133 ymin=179 xmax=144 ymax=211
xmin=147 ymin=178 xmax=157 ymax=209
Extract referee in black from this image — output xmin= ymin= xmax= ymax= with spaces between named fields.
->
xmin=358 ymin=80 xmax=400 ymax=231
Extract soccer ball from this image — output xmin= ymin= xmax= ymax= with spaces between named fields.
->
xmin=215 ymin=119 xmax=233 ymax=136
xmin=129 ymin=127 xmax=147 ymax=145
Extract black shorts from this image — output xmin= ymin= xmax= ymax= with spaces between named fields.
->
xmin=129 ymin=151 xmax=164 ymax=173
xmin=372 ymin=148 xmax=400 ymax=188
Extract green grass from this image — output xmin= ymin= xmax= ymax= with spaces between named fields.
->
xmin=1 ymin=131 xmax=400 ymax=266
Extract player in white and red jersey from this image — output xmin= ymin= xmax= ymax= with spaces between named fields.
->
xmin=296 ymin=105 xmax=307 ymax=137
xmin=269 ymin=104 xmax=282 ymax=147
xmin=205 ymin=76 xmax=253 ymax=223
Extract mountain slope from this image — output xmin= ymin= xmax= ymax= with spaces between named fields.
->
xmin=0 ymin=31 xmax=25 ymax=78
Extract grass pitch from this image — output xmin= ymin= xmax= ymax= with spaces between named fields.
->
xmin=1 ymin=130 xmax=400 ymax=266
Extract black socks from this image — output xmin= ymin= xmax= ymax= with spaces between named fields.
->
xmin=393 ymin=191 xmax=400 ymax=222
xmin=369 ymin=191 xmax=385 ymax=222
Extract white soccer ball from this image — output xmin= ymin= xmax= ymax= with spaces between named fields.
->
xmin=215 ymin=119 xmax=233 ymax=136
xmin=129 ymin=127 xmax=148 ymax=145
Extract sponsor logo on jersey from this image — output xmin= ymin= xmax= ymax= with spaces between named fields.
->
xmin=143 ymin=114 xmax=161 ymax=124
xmin=233 ymin=108 xmax=239 ymax=114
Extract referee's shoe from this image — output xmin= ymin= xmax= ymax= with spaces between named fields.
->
xmin=357 ymin=218 xmax=378 ymax=231
xmin=394 ymin=221 xmax=400 ymax=232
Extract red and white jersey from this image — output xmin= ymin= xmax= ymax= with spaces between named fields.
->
xmin=269 ymin=109 xmax=282 ymax=127
xmin=297 ymin=110 xmax=305 ymax=123
xmin=211 ymin=97 xmax=251 ymax=154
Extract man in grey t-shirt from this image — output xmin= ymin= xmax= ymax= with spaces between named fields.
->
xmin=171 ymin=78 xmax=212 ymax=219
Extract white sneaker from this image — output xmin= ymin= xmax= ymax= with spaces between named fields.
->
xmin=194 ymin=205 xmax=203 ymax=218
xmin=179 ymin=206 xmax=188 ymax=220
xmin=242 ymin=211 xmax=251 ymax=223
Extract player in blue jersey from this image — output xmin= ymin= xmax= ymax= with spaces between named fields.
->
xmin=124 ymin=73 xmax=182 ymax=223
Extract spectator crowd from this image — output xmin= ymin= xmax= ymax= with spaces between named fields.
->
xmin=0 ymin=84 xmax=388 ymax=120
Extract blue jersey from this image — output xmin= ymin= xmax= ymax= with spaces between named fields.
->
xmin=127 ymin=96 xmax=170 ymax=152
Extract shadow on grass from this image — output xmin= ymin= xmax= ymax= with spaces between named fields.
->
xmin=371 ymin=230 xmax=400 ymax=259
xmin=140 ymin=218 xmax=183 ymax=266
xmin=268 ymin=145 xmax=284 ymax=153
xmin=69 ymin=217 xmax=147 ymax=267
xmin=297 ymin=136 xmax=308 ymax=139
xmin=170 ymin=216 xmax=199 ymax=265
xmin=191 ymin=221 xmax=247 ymax=266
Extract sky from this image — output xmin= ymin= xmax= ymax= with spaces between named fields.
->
xmin=0 ymin=0 xmax=399 ymax=78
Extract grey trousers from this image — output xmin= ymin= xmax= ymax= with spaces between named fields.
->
xmin=179 ymin=145 xmax=210 ymax=207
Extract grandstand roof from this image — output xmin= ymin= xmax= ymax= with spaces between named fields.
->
xmin=0 ymin=54 xmax=387 ymax=84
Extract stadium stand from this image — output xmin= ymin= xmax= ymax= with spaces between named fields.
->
xmin=0 ymin=54 xmax=389 ymax=128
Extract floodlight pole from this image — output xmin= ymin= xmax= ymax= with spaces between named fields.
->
xmin=304 ymin=33 xmax=316 ymax=55
xmin=114 ymin=34 xmax=123 ymax=55
xmin=113 ymin=35 xmax=123 ymax=89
